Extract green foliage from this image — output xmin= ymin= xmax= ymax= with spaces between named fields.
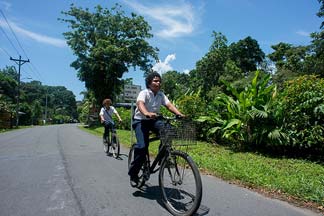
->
xmin=0 ymin=66 xmax=17 ymax=105
xmin=310 ymin=30 xmax=324 ymax=77
xmin=280 ymin=75 xmax=324 ymax=157
xmin=193 ymin=32 xmax=266 ymax=99
xmin=114 ymin=107 xmax=132 ymax=130
xmin=194 ymin=32 xmax=229 ymax=98
xmin=229 ymin=36 xmax=265 ymax=74
xmin=60 ymin=4 xmax=158 ymax=105
xmin=161 ymin=71 xmax=191 ymax=100
xmin=198 ymin=71 xmax=284 ymax=148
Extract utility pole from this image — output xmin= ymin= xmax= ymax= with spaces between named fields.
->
xmin=10 ymin=55 xmax=29 ymax=127
xmin=44 ymin=90 xmax=48 ymax=124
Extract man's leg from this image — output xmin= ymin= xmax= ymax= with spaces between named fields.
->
xmin=128 ymin=120 xmax=149 ymax=186
xmin=103 ymin=124 xmax=109 ymax=143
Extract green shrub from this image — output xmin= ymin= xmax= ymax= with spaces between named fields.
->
xmin=281 ymin=75 xmax=324 ymax=158
xmin=115 ymin=107 xmax=132 ymax=130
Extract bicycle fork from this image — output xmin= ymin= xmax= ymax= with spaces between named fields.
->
xmin=166 ymin=156 xmax=183 ymax=186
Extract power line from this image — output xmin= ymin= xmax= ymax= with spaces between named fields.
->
xmin=0 ymin=23 xmax=20 ymax=56
xmin=27 ymin=61 xmax=43 ymax=81
xmin=0 ymin=9 xmax=28 ymax=60
xmin=0 ymin=9 xmax=43 ymax=82
xmin=0 ymin=46 xmax=11 ymax=58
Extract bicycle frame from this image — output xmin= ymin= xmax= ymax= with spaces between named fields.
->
xmin=142 ymin=119 xmax=175 ymax=179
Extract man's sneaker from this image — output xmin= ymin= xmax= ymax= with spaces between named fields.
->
xmin=130 ymin=176 xmax=139 ymax=188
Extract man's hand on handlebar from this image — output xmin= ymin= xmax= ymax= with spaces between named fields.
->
xmin=176 ymin=114 xmax=186 ymax=119
xmin=145 ymin=112 xmax=158 ymax=119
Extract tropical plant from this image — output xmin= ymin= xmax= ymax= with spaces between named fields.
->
xmin=197 ymin=71 xmax=285 ymax=149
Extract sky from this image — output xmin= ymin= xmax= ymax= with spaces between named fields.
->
xmin=0 ymin=0 xmax=322 ymax=101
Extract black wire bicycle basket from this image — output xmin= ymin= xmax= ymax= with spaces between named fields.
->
xmin=160 ymin=120 xmax=197 ymax=146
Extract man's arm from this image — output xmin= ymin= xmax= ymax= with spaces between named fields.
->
xmin=99 ymin=113 xmax=105 ymax=123
xmin=165 ymin=102 xmax=184 ymax=117
xmin=137 ymin=101 xmax=157 ymax=118
xmin=115 ymin=112 xmax=122 ymax=122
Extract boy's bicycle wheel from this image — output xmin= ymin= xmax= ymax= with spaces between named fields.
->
xmin=111 ymin=133 xmax=120 ymax=158
xmin=103 ymin=137 xmax=109 ymax=154
xmin=159 ymin=150 xmax=202 ymax=216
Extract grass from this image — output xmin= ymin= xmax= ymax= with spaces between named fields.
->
xmin=80 ymin=125 xmax=324 ymax=212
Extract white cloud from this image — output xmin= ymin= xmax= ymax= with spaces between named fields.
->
xmin=296 ymin=30 xmax=310 ymax=37
xmin=0 ymin=19 xmax=66 ymax=48
xmin=152 ymin=54 xmax=176 ymax=74
xmin=122 ymin=0 xmax=199 ymax=38
xmin=183 ymin=69 xmax=190 ymax=74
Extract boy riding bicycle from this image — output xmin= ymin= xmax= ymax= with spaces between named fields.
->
xmin=128 ymin=72 xmax=184 ymax=187
xmin=99 ymin=98 xmax=122 ymax=145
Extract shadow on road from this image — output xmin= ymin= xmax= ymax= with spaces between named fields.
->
xmin=132 ymin=185 xmax=210 ymax=216
xmin=105 ymin=152 xmax=128 ymax=160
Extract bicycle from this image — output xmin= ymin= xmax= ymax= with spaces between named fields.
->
xmin=103 ymin=122 xmax=120 ymax=158
xmin=128 ymin=115 xmax=202 ymax=216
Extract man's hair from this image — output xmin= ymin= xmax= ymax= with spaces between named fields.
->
xmin=145 ymin=72 xmax=161 ymax=88
xmin=102 ymin=98 xmax=112 ymax=106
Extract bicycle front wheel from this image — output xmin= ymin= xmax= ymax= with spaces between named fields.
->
xmin=103 ymin=137 xmax=109 ymax=154
xmin=159 ymin=150 xmax=202 ymax=216
xmin=111 ymin=133 xmax=120 ymax=158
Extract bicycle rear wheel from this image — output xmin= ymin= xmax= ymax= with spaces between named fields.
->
xmin=111 ymin=133 xmax=120 ymax=158
xmin=128 ymin=144 xmax=149 ymax=188
xmin=159 ymin=150 xmax=202 ymax=216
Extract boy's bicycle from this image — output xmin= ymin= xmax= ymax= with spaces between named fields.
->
xmin=103 ymin=122 xmax=120 ymax=158
xmin=128 ymin=115 xmax=202 ymax=216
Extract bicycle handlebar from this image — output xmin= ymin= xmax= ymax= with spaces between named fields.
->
xmin=146 ymin=114 xmax=186 ymax=121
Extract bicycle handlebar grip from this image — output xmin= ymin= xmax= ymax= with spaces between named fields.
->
xmin=175 ymin=114 xmax=183 ymax=119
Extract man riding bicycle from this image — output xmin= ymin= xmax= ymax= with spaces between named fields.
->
xmin=128 ymin=72 xmax=184 ymax=187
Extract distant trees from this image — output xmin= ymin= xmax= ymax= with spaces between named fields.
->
xmin=0 ymin=67 xmax=78 ymax=126
xmin=161 ymin=32 xmax=265 ymax=101
xmin=60 ymin=4 xmax=158 ymax=105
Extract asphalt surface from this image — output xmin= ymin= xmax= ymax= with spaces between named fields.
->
xmin=0 ymin=124 xmax=321 ymax=216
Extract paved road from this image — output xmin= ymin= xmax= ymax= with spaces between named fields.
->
xmin=0 ymin=124 xmax=321 ymax=216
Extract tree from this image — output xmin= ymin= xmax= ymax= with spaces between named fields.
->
xmin=229 ymin=36 xmax=265 ymax=75
xmin=161 ymin=70 xmax=190 ymax=100
xmin=194 ymin=31 xmax=229 ymax=98
xmin=0 ymin=66 xmax=17 ymax=103
xmin=317 ymin=0 xmax=324 ymax=29
xmin=308 ymin=0 xmax=324 ymax=77
xmin=268 ymin=42 xmax=314 ymax=88
xmin=60 ymin=4 xmax=158 ymax=105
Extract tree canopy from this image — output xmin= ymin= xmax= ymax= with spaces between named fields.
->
xmin=60 ymin=4 xmax=158 ymax=105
